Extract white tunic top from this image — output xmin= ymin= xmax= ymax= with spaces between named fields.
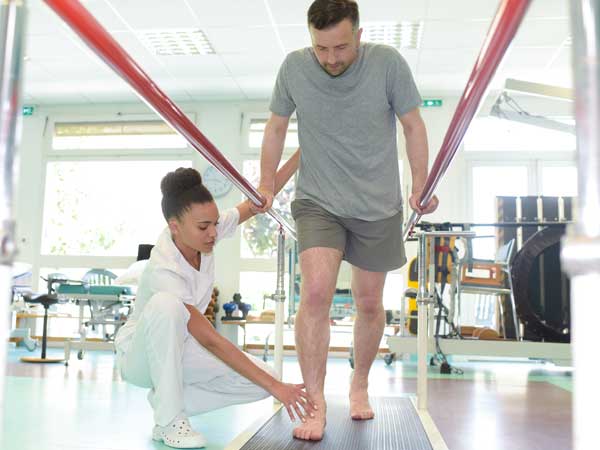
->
xmin=115 ymin=208 xmax=239 ymax=352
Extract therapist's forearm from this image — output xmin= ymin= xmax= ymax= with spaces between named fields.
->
xmin=207 ymin=333 xmax=277 ymax=390
xmin=185 ymin=305 xmax=277 ymax=392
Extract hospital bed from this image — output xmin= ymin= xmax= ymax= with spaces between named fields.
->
xmin=47 ymin=271 xmax=134 ymax=363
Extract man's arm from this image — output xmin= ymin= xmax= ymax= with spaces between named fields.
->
xmin=255 ymin=113 xmax=291 ymax=212
xmin=237 ymin=148 xmax=300 ymax=224
xmin=398 ymin=107 xmax=438 ymax=215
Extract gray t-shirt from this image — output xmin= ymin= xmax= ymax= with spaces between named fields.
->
xmin=270 ymin=43 xmax=421 ymax=221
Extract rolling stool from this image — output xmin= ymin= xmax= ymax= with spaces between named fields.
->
xmin=20 ymin=294 xmax=64 ymax=363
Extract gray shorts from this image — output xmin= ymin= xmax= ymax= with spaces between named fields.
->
xmin=290 ymin=199 xmax=407 ymax=272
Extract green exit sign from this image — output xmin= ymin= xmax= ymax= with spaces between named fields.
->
xmin=23 ymin=106 xmax=34 ymax=116
xmin=422 ymin=99 xmax=443 ymax=107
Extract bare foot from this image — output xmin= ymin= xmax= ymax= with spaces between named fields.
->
xmin=293 ymin=398 xmax=327 ymax=441
xmin=349 ymin=380 xmax=374 ymax=420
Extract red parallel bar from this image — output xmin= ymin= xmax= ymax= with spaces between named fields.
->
xmin=405 ymin=0 xmax=531 ymax=238
xmin=43 ymin=0 xmax=283 ymax=225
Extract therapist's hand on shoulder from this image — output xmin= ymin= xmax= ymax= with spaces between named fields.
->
xmin=270 ymin=382 xmax=317 ymax=423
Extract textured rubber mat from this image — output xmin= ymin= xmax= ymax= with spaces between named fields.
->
xmin=239 ymin=396 xmax=433 ymax=450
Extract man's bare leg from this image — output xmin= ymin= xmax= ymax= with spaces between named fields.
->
xmin=349 ymin=267 xmax=387 ymax=420
xmin=293 ymin=247 xmax=342 ymax=441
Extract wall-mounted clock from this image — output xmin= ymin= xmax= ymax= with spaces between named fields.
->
xmin=202 ymin=165 xmax=233 ymax=198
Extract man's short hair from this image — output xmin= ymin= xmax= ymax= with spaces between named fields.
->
xmin=307 ymin=0 xmax=359 ymax=31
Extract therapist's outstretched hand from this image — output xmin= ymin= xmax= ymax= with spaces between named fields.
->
xmin=271 ymin=382 xmax=317 ymax=423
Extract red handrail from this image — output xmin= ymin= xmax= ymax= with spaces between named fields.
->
xmin=44 ymin=0 xmax=296 ymax=239
xmin=405 ymin=0 xmax=531 ymax=238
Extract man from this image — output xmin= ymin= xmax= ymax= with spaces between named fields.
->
xmin=257 ymin=0 xmax=438 ymax=441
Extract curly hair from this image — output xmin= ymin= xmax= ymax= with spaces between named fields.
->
xmin=160 ymin=167 xmax=214 ymax=220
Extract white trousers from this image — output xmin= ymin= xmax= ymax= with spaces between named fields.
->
xmin=117 ymin=292 xmax=275 ymax=426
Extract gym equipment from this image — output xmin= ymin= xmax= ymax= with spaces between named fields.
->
xmin=20 ymin=293 xmax=63 ymax=364
xmin=512 ymin=226 xmax=570 ymax=343
xmin=221 ymin=293 xmax=251 ymax=321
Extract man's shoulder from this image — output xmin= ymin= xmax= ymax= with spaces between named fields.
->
xmin=363 ymin=43 xmax=403 ymax=62
xmin=284 ymin=47 xmax=311 ymax=65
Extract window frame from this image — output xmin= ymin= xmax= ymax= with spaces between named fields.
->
xmin=35 ymin=113 xmax=195 ymax=277
xmin=240 ymin=112 xmax=299 ymax=155
xmin=464 ymin=150 xmax=576 ymax=223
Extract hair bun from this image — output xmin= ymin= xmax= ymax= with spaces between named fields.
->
xmin=160 ymin=167 xmax=203 ymax=197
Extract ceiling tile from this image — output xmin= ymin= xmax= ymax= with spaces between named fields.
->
xmin=236 ymin=75 xmax=278 ymax=100
xmin=502 ymin=47 xmax=559 ymax=71
xmin=24 ymin=82 xmax=93 ymax=104
xmin=26 ymin=0 xmax=64 ymax=36
xmin=186 ymin=77 xmax=246 ymax=100
xmin=25 ymin=34 xmax=89 ymax=61
xmin=358 ymin=0 xmax=428 ymax=22
xmin=153 ymin=54 xmax=232 ymax=78
xmin=221 ymin=53 xmax=284 ymax=78
xmin=80 ymin=0 xmax=129 ymax=32
xmin=421 ymin=20 xmax=491 ymax=50
xmin=267 ymin=0 xmax=312 ymax=25
xmin=427 ymin=0 xmax=500 ymax=21
xmin=278 ymin=25 xmax=311 ymax=52
xmin=513 ymin=18 xmax=570 ymax=47
xmin=109 ymin=32 xmax=171 ymax=79
xmin=525 ymin=0 xmax=569 ymax=19
xmin=417 ymin=48 xmax=480 ymax=75
xmin=184 ymin=0 xmax=271 ymax=28
xmin=107 ymin=0 xmax=198 ymax=29
xmin=205 ymin=26 xmax=283 ymax=55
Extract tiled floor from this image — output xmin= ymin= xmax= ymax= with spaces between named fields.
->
xmin=2 ymin=346 xmax=572 ymax=450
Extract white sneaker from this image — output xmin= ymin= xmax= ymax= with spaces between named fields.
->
xmin=152 ymin=417 xmax=207 ymax=449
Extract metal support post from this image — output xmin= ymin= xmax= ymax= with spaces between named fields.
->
xmin=563 ymin=2 xmax=600 ymax=449
xmin=0 ymin=0 xmax=26 ymax=436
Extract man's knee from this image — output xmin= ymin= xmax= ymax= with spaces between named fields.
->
xmin=300 ymin=282 xmax=334 ymax=313
xmin=354 ymin=294 xmax=384 ymax=317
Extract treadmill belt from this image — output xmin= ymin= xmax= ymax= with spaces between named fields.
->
xmin=239 ymin=396 xmax=433 ymax=450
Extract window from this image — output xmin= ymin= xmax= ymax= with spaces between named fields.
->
xmin=239 ymin=271 xmax=290 ymax=312
xmin=471 ymin=165 xmax=529 ymax=258
xmin=240 ymin=159 xmax=295 ymax=259
xmin=542 ymin=164 xmax=578 ymax=197
xmin=465 ymin=115 xmax=576 ymax=258
xmin=247 ymin=117 xmax=298 ymax=149
xmin=41 ymin=160 xmax=191 ymax=256
xmin=53 ymin=120 xmax=187 ymax=150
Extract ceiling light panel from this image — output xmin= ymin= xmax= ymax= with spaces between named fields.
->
xmin=362 ymin=22 xmax=423 ymax=49
xmin=137 ymin=29 xmax=215 ymax=56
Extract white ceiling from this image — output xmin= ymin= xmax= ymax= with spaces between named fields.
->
xmin=21 ymin=0 xmax=573 ymax=105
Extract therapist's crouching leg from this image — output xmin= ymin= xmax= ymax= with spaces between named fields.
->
xmin=122 ymin=292 xmax=191 ymax=426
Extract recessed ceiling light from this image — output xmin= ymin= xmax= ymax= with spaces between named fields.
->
xmin=362 ymin=21 xmax=423 ymax=49
xmin=137 ymin=29 xmax=215 ymax=56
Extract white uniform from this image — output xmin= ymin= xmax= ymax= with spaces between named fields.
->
xmin=115 ymin=208 xmax=275 ymax=426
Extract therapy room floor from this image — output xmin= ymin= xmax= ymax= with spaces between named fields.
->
xmin=2 ymin=346 xmax=572 ymax=450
